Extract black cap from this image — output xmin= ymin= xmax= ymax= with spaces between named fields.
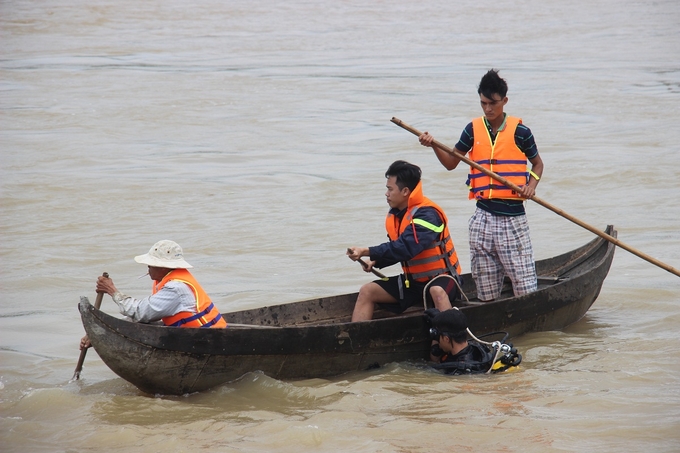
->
xmin=431 ymin=309 xmax=468 ymax=337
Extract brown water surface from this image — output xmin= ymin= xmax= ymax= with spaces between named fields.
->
xmin=2 ymin=0 xmax=680 ymax=451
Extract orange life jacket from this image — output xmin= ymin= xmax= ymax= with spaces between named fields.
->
xmin=467 ymin=116 xmax=528 ymax=200
xmin=385 ymin=182 xmax=462 ymax=283
xmin=153 ymin=268 xmax=227 ymax=328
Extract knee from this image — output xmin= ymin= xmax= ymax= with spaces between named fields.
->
xmin=357 ymin=282 xmax=378 ymax=303
xmin=358 ymin=282 xmax=372 ymax=296
xmin=429 ymin=286 xmax=446 ymax=299
xmin=429 ymin=286 xmax=452 ymax=310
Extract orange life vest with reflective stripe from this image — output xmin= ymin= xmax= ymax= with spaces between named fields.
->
xmin=153 ymin=269 xmax=227 ymax=328
xmin=467 ymin=116 xmax=528 ymax=200
xmin=385 ymin=182 xmax=462 ymax=283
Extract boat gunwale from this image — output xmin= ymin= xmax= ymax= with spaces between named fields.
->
xmin=80 ymin=225 xmax=616 ymax=344
xmin=78 ymin=226 xmax=616 ymax=393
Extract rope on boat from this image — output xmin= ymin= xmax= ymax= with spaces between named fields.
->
xmin=420 ymin=275 xmax=504 ymax=349
xmin=420 ymin=274 xmax=496 ymax=351
xmin=421 ymin=274 xmax=470 ymax=310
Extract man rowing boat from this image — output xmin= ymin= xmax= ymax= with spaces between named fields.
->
xmin=346 ymin=160 xmax=463 ymax=322
xmin=80 ymin=240 xmax=226 ymax=350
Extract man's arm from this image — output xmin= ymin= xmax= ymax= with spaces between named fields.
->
xmin=419 ymin=133 xmax=465 ymax=170
xmin=419 ymin=123 xmax=473 ymax=171
xmin=515 ymin=123 xmax=543 ymax=199
xmin=346 ymin=247 xmax=377 ymax=274
xmin=519 ymin=153 xmax=543 ymax=199
xmin=108 ymin=282 xmax=196 ymax=323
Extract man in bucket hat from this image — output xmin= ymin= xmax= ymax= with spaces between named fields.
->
xmin=80 ymin=240 xmax=226 ymax=349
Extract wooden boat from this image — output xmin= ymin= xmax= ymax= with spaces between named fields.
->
xmin=79 ymin=225 xmax=616 ymax=395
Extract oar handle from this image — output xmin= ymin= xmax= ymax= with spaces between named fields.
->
xmin=358 ymin=257 xmax=388 ymax=279
xmin=348 ymin=248 xmax=388 ymax=279
xmin=391 ymin=117 xmax=680 ymax=278
xmin=72 ymin=272 xmax=109 ymax=380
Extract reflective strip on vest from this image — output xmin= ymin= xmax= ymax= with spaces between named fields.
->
xmin=166 ymin=302 xmax=224 ymax=328
xmin=474 ymin=159 xmax=527 ymax=165
xmin=412 ymin=217 xmax=445 ymax=233
xmin=169 ymin=278 xmax=222 ymax=327
xmin=154 ymin=269 xmax=227 ymax=328
xmin=467 ymin=116 xmax=529 ymax=200
xmin=406 ymin=236 xmax=460 ymax=280
xmin=384 ymin=182 xmax=462 ymax=282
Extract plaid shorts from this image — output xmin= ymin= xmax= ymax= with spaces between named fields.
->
xmin=468 ymin=207 xmax=537 ymax=301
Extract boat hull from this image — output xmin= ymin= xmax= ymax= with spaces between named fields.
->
xmin=80 ymin=226 xmax=616 ymax=394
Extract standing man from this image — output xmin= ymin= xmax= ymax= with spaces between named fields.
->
xmin=80 ymin=240 xmax=226 ymax=349
xmin=419 ymin=69 xmax=544 ymax=302
xmin=346 ymin=160 xmax=463 ymax=322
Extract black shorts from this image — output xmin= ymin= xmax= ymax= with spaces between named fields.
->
xmin=375 ymin=273 xmax=461 ymax=314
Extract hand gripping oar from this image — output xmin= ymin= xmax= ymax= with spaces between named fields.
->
xmin=347 ymin=248 xmax=388 ymax=280
xmin=359 ymin=258 xmax=388 ymax=280
xmin=391 ymin=117 xmax=680 ymax=278
xmin=72 ymin=272 xmax=108 ymax=380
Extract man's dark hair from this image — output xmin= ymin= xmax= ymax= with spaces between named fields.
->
xmin=432 ymin=309 xmax=468 ymax=344
xmin=478 ymin=69 xmax=508 ymax=100
xmin=385 ymin=160 xmax=421 ymax=192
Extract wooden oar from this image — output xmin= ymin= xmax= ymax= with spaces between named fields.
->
xmin=72 ymin=272 xmax=108 ymax=380
xmin=348 ymin=248 xmax=388 ymax=279
xmin=391 ymin=117 xmax=680 ymax=278
xmin=358 ymin=257 xmax=388 ymax=280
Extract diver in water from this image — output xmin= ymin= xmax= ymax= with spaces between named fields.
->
xmin=426 ymin=308 xmax=520 ymax=375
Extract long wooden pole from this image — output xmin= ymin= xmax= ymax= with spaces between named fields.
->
xmin=391 ymin=117 xmax=680 ymax=278
xmin=72 ymin=272 xmax=109 ymax=380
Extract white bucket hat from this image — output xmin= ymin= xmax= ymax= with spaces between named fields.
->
xmin=134 ymin=240 xmax=193 ymax=269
